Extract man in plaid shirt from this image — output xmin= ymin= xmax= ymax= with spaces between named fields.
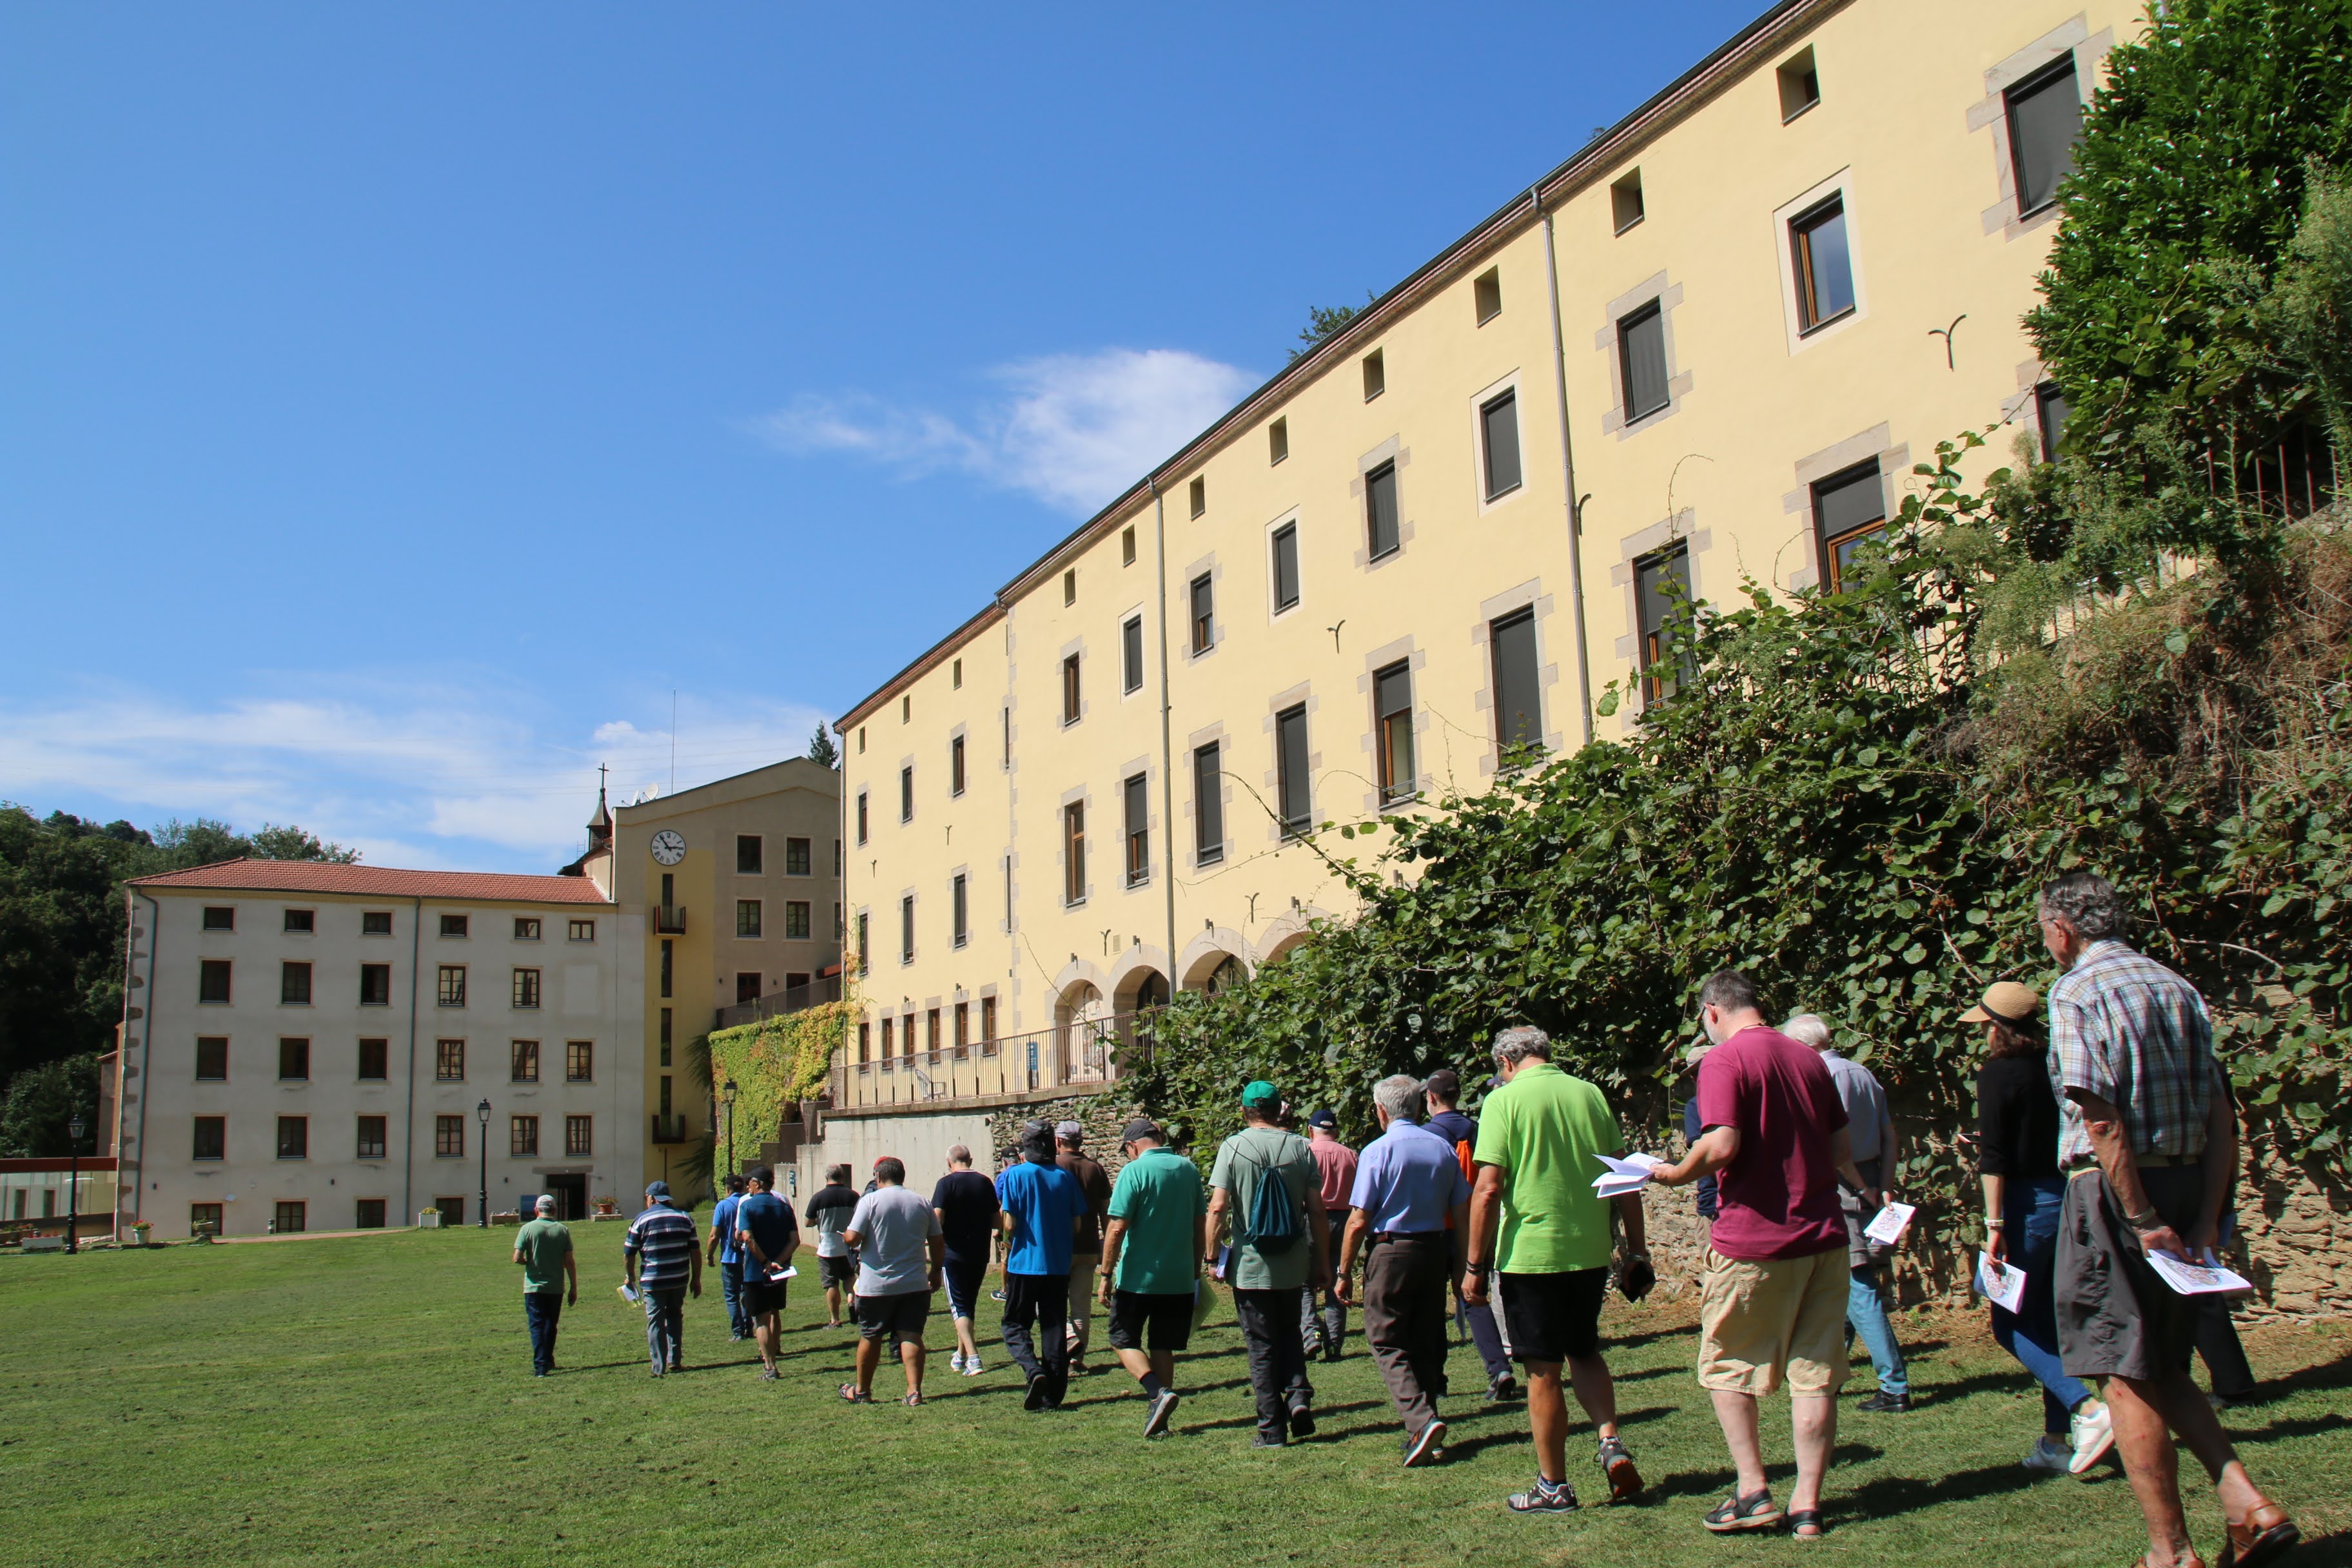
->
xmin=2040 ymin=874 xmax=2295 ymax=1568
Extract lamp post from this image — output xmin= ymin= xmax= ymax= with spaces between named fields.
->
xmin=475 ymin=1099 xmax=491 ymax=1228
xmin=65 ymin=1111 xmax=86 ymax=1255
xmin=722 ymin=1079 xmax=738 ymax=1183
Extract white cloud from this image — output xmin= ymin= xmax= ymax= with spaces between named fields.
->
xmin=756 ymin=347 xmax=1259 ymax=516
xmin=0 ymin=676 xmax=830 ymax=874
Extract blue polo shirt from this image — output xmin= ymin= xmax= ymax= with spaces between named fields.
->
xmin=995 ymin=1157 xmax=1088 ymax=1277
xmin=710 ymin=1193 xmax=743 ymax=1266
xmin=1349 ymin=1118 xmax=1469 ymax=1233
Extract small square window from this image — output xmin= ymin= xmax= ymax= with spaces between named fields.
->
xmin=361 ymin=910 xmax=393 ymax=936
xmin=565 ymin=1115 xmax=593 ymax=1157
xmin=1361 ymin=348 xmax=1385 ymax=400
xmin=1063 ymin=568 xmax=1077 ymax=606
xmin=511 ymin=1115 xmax=539 ymax=1157
xmin=952 ymin=656 xmax=963 ymax=687
xmin=1188 ymin=476 xmax=1206 ymax=518
xmin=1474 ymin=267 xmax=1502 ymax=324
xmin=785 ymin=837 xmax=812 ymax=876
xmin=511 ymin=1039 xmax=540 ymax=1082
xmin=358 ymin=1038 xmax=389 ymax=1080
xmin=1777 ymin=46 xmax=1820 ymax=121
xmin=190 ymin=1201 xmax=223 ymax=1235
xmin=439 ymin=914 xmax=469 ymax=938
xmin=357 ymin=1116 xmax=387 ymax=1159
xmin=514 ymin=916 xmax=541 ymax=941
xmin=435 ymin=1115 xmax=464 ymax=1157
xmin=1269 ymin=417 xmax=1290 ymax=465
xmin=1121 ymin=525 xmax=1136 ymax=565
xmin=355 ymin=1198 xmax=387 ymax=1228
xmin=283 ymin=909 xmax=314 ymax=934
xmin=276 ymin=1116 xmax=308 ymax=1160
xmin=193 ymin=1117 xmax=226 ymax=1161
xmin=195 ymin=1037 xmax=228 ymax=1081
xmin=199 ymin=959 xmax=231 ymax=1004
xmin=736 ymin=834 xmax=763 ymax=874
xmin=1611 ymin=170 xmax=1645 ymax=233
xmin=567 ymin=918 xmax=596 ymax=942
xmin=279 ymin=1037 xmax=309 ymax=1081
xmin=786 ymin=900 xmax=811 ymax=940
xmin=202 ymin=906 xmax=234 ymax=932
xmin=437 ymin=965 xmax=466 ymax=1007
xmin=279 ymin=961 xmax=312 ymax=1006
xmin=272 ymin=1200 xmax=306 ymax=1233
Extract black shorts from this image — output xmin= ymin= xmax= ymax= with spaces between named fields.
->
xmin=818 ymin=1254 xmax=856 ymax=1288
xmin=741 ymin=1279 xmax=789 ymax=1318
xmin=1106 ymin=1290 xmax=1194 ymax=1354
xmin=855 ymin=1289 xmax=931 ymax=1346
xmin=1500 ymin=1268 xmax=1609 ymax=1364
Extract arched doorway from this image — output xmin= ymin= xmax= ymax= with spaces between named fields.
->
xmin=1054 ymin=981 xmax=1113 ymax=1083
xmin=1119 ymin=970 xmax=1170 ymax=1067
xmin=1204 ymin=956 xmax=1245 ymax=995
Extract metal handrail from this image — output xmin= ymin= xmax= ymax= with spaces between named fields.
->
xmin=832 ymin=1009 xmax=1161 ymax=1110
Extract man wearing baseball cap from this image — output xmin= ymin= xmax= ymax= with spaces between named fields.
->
xmin=1097 ymin=1118 xmax=1208 ymax=1437
xmin=1303 ymin=1109 xmax=1359 ymax=1361
xmin=1055 ymin=1121 xmax=1114 ymax=1377
xmin=622 ymin=1181 xmax=701 ymax=1377
xmin=1207 ymin=1081 xmax=1331 ymax=1445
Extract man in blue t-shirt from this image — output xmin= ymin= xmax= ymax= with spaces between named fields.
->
xmin=995 ymin=1119 xmax=1089 ymax=1411
xmin=707 ymin=1175 xmax=749 ymax=1340
xmin=734 ymin=1166 xmax=799 ymax=1382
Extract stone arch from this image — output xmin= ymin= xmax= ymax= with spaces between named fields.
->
xmin=1253 ymin=905 xmax=1331 ymax=968
xmin=1179 ymin=928 xmax=1251 ymax=992
xmin=1054 ymin=977 xmax=1114 ymax=1084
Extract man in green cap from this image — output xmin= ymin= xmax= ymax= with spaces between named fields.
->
xmin=1207 ymin=1081 xmax=1331 ymax=1446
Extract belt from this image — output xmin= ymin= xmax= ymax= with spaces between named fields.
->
xmin=1370 ymin=1230 xmax=1444 ymax=1244
xmin=2063 ymin=1152 xmax=2196 ymax=1173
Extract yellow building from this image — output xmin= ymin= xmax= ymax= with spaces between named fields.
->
xmin=830 ymin=0 xmax=2126 ymax=1111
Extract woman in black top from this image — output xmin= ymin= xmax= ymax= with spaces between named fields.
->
xmin=1967 ymin=979 xmax=2106 ymax=1473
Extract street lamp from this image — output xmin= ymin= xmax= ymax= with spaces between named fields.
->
xmin=65 ymin=1111 xmax=86 ymax=1255
xmin=722 ymin=1079 xmax=738 ymax=1183
xmin=475 ymin=1099 xmax=491 ymax=1228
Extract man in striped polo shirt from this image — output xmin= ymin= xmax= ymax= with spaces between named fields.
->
xmin=623 ymin=1181 xmax=702 ymax=1377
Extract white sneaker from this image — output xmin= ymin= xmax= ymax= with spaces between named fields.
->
xmin=948 ymin=1353 xmax=967 ymax=1375
xmin=961 ymin=1356 xmax=984 ymax=1377
xmin=2068 ymin=1400 xmax=2115 ymax=1475
xmin=2023 ymin=1436 xmax=2072 ymax=1474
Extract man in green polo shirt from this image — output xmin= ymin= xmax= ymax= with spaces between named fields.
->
xmin=1097 ymin=1118 xmax=1208 ymax=1438
xmin=1465 ymin=1026 xmax=1652 ymax=1514
xmin=513 ymin=1195 xmax=577 ymax=1377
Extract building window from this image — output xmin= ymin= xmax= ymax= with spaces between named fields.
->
xmin=857 ymin=725 xmax=866 ymax=754
xmin=1121 ymin=526 xmax=1136 ymax=566
xmin=277 ymin=1116 xmax=308 ymax=1160
xmin=1276 ymin=705 xmax=1311 ymax=838
xmin=1270 ymin=522 xmax=1300 ymax=613
xmin=901 ymin=767 xmax=914 ymax=821
xmin=2035 ymin=380 xmax=2070 ymax=462
xmin=511 ymin=968 xmax=541 ymax=1009
xmin=736 ymin=900 xmax=763 ymax=938
xmin=858 ymin=1021 xmax=872 ymax=1065
xmin=951 ymin=734 xmax=967 ymax=796
xmin=1194 ymin=742 xmax=1224 ymax=865
xmin=926 ymin=1008 xmax=943 ymax=1054
xmin=440 ymin=914 xmax=469 ymax=938
xmin=737 ymin=972 xmax=761 ymax=1005
xmin=1124 ymin=773 xmax=1150 ymax=887
xmin=357 ymin=1116 xmax=387 ymax=1159
xmin=1635 ymin=544 xmax=1696 ymax=702
xmin=1491 ymin=608 xmax=1544 ymax=761
xmin=951 ymin=876 xmax=968 ymax=948
xmin=1365 ymin=460 xmax=1400 ymax=558
xmin=1375 ymin=662 xmax=1416 ymax=805
xmin=981 ymin=995 xmax=999 ymax=1046
xmin=202 ymin=906 xmax=235 ymax=932
xmin=512 ymin=1115 xmax=538 ymax=1157
xmin=1063 ymin=567 xmax=1077 ymax=605
xmin=436 ymin=1039 xmax=466 ymax=1081
xmin=1188 ymin=475 xmax=1207 ymax=518
xmin=284 ymin=908 xmax=314 ymax=934
xmin=279 ymin=1037 xmax=309 ymax=1081
xmin=1184 ymin=576 xmax=1216 ymax=660
xmin=355 ymin=1199 xmax=386 ymax=1229
xmin=362 ymin=910 xmax=393 ymax=936
xmin=437 ymin=965 xmax=466 ymax=1007
xmin=659 ymin=1006 xmax=672 ymax=1062
xmin=193 ymin=1117 xmax=226 ymax=1161
xmin=785 ymin=972 xmax=810 ymax=992
xmin=1269 ymin=417 xmax=1289 ymax=465
xmin=737 ymin=834 xmax=763 ymax=874
xmin=1062 ymin=654 xmax=1083 ymax=725
xmin=1064 ymin=801 xmax=1087 ymax=905
xmin=785 ymin=836 xmax=812 ymax=876
xmin=881 ymin=1017 xmax=894 ymax=1058
xmin=196 ymin=1037 xmax=228 ymax=1081
xmin=1778 ymin=45 xmax=1819 ymax=120
xmin=199 ymin=959 xmax=231 ymax=1004
xmin=511 ymin=1039 xmax=540 ymax=1083
xmin=1122 ymin=615 xmax=1144 ymax=694
xmin=436 ymin=1115 xmax=464 ymax=1157
xmin=190 ymin=1201 xmax=224 ymax=1235
xmin=567 ymin=918 xmax=595 ymax=942
xmin=359 ymin=963 xmax=391 ymax=1006
xmin=856 ymin=913 xmax=869 ymax=977
xmin=514 ymin=917 xmax=541 ymax=941
xmin=954 ymin=1001 xmax=970 ymax=1054
xmin=1618 ymin=302 xmax=1669 ymax=424
xmin=1002 ymin=707 xmax=1012 ymax=769
xmin=566 ymin=1041 xmax=593 ymax=1083
xmin=1475 ymin=266 xmax=1502 ymax=324
xmin=1790 ymin=195 xmax=1856 ymax=333
xmin=1362 ymin=348 xmax=1385 ymax=400
xmin=785 ymin=900 xmax=811 ymax=940
xmin=856 ymin=791 xmax=869 ymax=845
xmin=273 ymin=1201 xmax=306 ymax=1235
xmin=279 ymin=961 xmax=311 ymax=1006
xmin=1481 ymin=390 xmax=1523 ymax=498
xmin=1813 ymin=460 xmax=1886 ymax=593
xmin=2007 ymin=56 xmax=2082 ymax=216
xmin=1611 ymin=169 xmax=1645 ymax=233
xmin=659 ymin=938 xmax=672 ymax=999
xmin=901 ymin=894 xmax=916 ymax=963
xmin=358 ymin=1038 xmax=388 ymax=1080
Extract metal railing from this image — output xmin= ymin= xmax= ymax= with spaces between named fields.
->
xmin=714 ymin=972 xmax=844 ymax=1030
xmin=830 ymin=1010 xmax=1159 ymax=1111
xmin=652 ymin=906 xmax=687 ymax=934
xmin=649 ymin=1113 xmax=689 ymax=1144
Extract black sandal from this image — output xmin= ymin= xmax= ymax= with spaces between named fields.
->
xmin=1704 ymin=1490 xmax=1783 ymax=1533
xmin=1788 ymin=1510 xmax=1825 ymax=1540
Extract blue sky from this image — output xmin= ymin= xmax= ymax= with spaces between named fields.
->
xmin=2 ymin=1 xmax=1764 ymax=870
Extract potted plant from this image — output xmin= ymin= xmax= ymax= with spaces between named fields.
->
xmin=130 ymin=1220 xmax=152 ymax=1247
xmin=593 ymin=1195 xmax=618 ymax=1217
xmin=416 ymin=1206 xmax=442 ymax=1230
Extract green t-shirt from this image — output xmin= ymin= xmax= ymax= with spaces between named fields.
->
xmin=1106 ymin=1146 xmax=1207 ymax=1295
xmin=514 ymin=1217 xmax=573 ymax=1294
xmin=1471 ymin=1061 xmax=1623 ymax=1273
xmin=1209 ymin=1125 xmax=1318 ymax=1291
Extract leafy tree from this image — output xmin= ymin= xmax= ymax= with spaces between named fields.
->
xmin=0 ymin=1053 xmax=101 ymax=1159
xmin=807 ymin=724 xmax=841 ymax=770
xmin=1289 ymin=291 xmax=1376 ymax=362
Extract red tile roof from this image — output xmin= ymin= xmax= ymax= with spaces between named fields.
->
xmin=128 ymin=859 xmax=612 ymax=906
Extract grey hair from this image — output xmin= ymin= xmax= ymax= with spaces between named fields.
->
xmin=2040 ymin=872 xmax=2127 ymax=942
xmin=1781 ymin=1014 xmax=1832 ymax=1050
xmin=534 ymin=1195 xmax=556 ymax=1214
xmin=1371 ymin=1073 xmax=1426 ymax=1121
xmin=1491 ymin=1025 xmax=1551 ymax=1066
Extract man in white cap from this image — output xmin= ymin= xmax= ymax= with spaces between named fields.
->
xmin=513 ymin=1194 xmax=576 ymax=1376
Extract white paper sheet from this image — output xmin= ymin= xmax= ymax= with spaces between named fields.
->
xmin=1863 ymin=1200 xmax=1916 ymax=1246
xmin=2145 ymin=1249 xmax=2254 ymax=1296
xmin=616 ymin=1283 xmax=640 ymax=1304
xmin=763 ymin=1264 xmax=799 ymax=1282
xmin=1591 ymin=1152 xmax=1666 ymax=1198
xmin=1976 ymin=1253 xmax=2026 ymax=1313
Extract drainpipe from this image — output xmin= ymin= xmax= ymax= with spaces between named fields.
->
xmin=129 ymin=890 xmax=160 ymax=1237
xmin=1538 ymin=184 xmax=1596 ymax=749
xmin=402 ymin=895 xmax=420 ymax=1224
xmin=1148 ymin=478 xmax=1179 ymax=1003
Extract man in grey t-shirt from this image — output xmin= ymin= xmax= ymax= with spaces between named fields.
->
xmin=1786 ymin=1013 xmax=1910 ymax=1413
xmin=839 ymin=1156 xmax=944 ymax=1406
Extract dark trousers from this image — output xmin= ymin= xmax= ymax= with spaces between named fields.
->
xmin=643 ymin=1287 xmax=685 ymax=1371
xmin=720 ymin=1260 xmax=749 ymax=1337
xmin=524 ymin=1290 xmax=562 ymax=1375
xmin=1000 ymin=1271 xmax=1070 ymax=1404
xmin=1364 ymin=1235 xmax=1449 ymax=1435
xmin=1233 ymin=1286 xmax=1315 ymax=1437
xmin=1300 ymin=1211 xmax=1349 ymax=1351
xmin=2197 ymin=1295 xmax=2257 ymax=1399
xmin=1451 ymin=1268 xmax=1510 ymax=1382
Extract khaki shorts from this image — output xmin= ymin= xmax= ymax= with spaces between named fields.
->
xmin=1697 ymin=1246 xmax=1849 ymax=1398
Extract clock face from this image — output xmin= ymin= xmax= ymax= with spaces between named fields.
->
xmin=649 ymin=829 xmax=687 ymax=866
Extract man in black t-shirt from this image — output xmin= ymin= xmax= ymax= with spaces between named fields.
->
xmin=933 ymin=1145 xmax=1002 ymax=1375
xmin=804 ymin=1164 xmax=861 ymax=1328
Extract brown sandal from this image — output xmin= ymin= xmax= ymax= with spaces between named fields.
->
xmin=2217 ymin=1503 xmax=2299 ymax=1568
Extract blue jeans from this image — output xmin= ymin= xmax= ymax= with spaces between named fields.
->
xmin=720 ymin=1260 xmax=749 ymax=1337
xmin=1994 ymin=1175 xmax=2092 ymax=1433
xmin=643 ymin=1287 xmax=686 ymax=1371
xmin=524 ymin=1291 xmax=562 ymax=1375
xmin=1846 ymin=1266 xmax=1909 ymax=1397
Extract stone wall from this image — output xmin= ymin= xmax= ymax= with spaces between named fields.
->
xmin=985 ymin=1090 xmax=1146 ymax=1177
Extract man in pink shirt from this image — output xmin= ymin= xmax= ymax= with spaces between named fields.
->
xmin=1654 ymin=970 xmax=1879 ymax=1541
xmin=1304 ymin=1110 xmax=1360 ymax=1362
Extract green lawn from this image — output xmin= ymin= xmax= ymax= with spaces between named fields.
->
xmin=2 ymin=1220 xmax=2346 ymax=1568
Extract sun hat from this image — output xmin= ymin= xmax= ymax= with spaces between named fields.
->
xmin=1961 ymin=980 xmax=2042 ymax=1026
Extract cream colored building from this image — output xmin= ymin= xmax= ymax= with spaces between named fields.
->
xmin=566 ymin=760 xmax=844 ymax=1191
xmin=831 ymin=0 xmax=2128 ymax=1109
xmin=116 ymin=860 xmax=639 ymax=1236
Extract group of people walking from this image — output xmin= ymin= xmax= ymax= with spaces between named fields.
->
xmin=502 ymin=870 xmax=2297 ymax=1568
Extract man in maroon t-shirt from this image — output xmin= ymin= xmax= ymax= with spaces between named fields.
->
xmin=1654 ymin=970 xmax=1879 ymax=1540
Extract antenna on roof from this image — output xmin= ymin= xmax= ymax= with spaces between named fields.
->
xmin=671 ymin=691 xmax=678 ymax=796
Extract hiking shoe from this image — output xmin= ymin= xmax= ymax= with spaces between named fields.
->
xmin=1251 ymin=1432 xmax=1286 ymax=1448
xmin=760 ymin=1367 xmax=779 ymax=1383
xmin=1507 ymin=1475 xmax=1577 ymax=1514
xmin=2068 ymin=1399 xmax=2115 ymax=1475
xmin=1855 ymin=1389 xmax=1910 ymax=1413
xmin=1288 ymin=1403 xmax=1317 ymax=1440
xmin=2023 ymin=1436 xmax=2071 ymax=1474
xmin=1703 ymin=1490 xmax=1783 ymax=1533
xmin=1143 ymin=1389 xmax=1180 ymax=1438
xmin=1404 ymin=1419 xmax=1447 ymax=1467
xmin=948 ymin=1353 xmax=966 ymax=1375
xmin=1596 ymin=1435 xmax=1643 ymax=1503
xmin=1488 ymin=1373 xmax=1518 ymax=1402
